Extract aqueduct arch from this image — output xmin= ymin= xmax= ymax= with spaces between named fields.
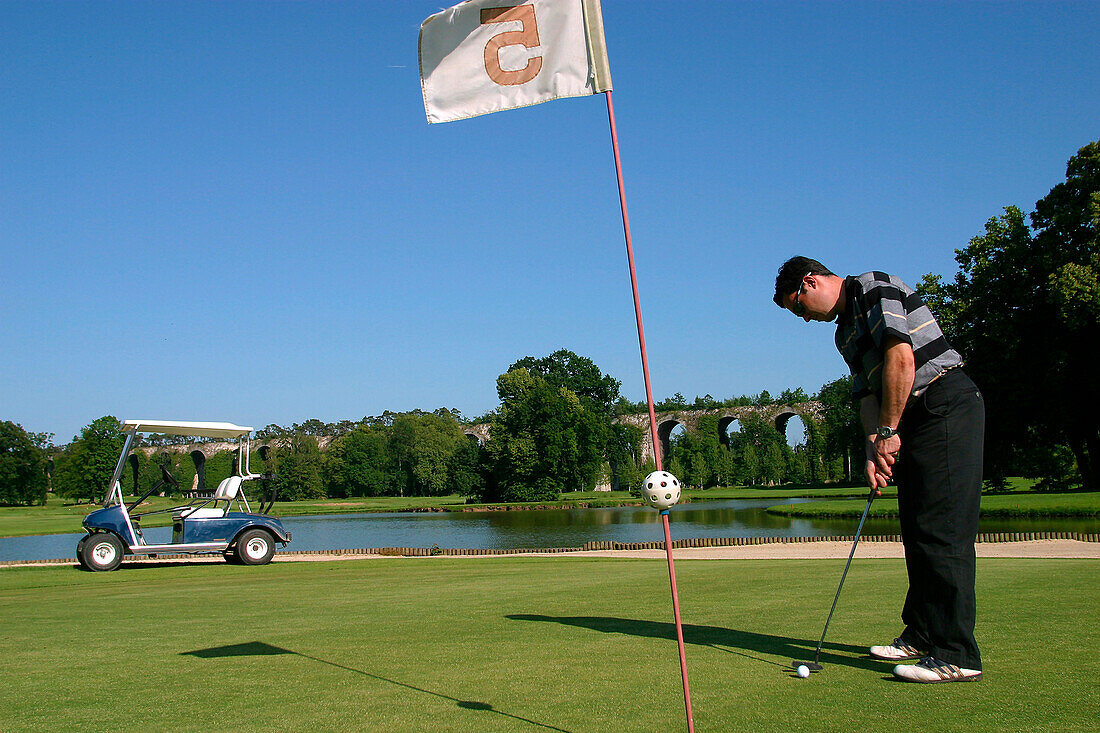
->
xmin=616 ymin=403 xmax=823 ymax=463
xmin=453 ymin=402 xmax=823 ymax=465
xmin=656 ymin=419 xmax=684 ymax=465
xmin=190 ymin=449 xmax=207 ymax=492
xmin=463 ymin=423 xmax=491 ymax=446
xmin=717 ymin=416 xmax=740 ymax=447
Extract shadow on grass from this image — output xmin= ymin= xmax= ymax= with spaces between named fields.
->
xmin=111 ymin=560 xmax=229 ymax=570
xmin=181 ymin=642 xmax=571 ymax=732
xmin=64 ymin=560 xmax=226 ymax=572
xmin=506 ymin=615 xmax=883 ymax=672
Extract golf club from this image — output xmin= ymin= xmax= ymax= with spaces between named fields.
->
xmin=793 ymin=485 xmax=879 ymax=673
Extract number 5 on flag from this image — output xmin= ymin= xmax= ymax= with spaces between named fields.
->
xmin=481 ymin=5 xmax=543 ymax=86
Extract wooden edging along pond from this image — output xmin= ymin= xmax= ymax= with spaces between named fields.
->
xmin=4 ymin=531 xmax=1096 ymax=566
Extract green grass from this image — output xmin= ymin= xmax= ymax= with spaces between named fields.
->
xmin=769 ymin=491 xmax=1100 ymax=518
xmin=0 ymin=496 xmax=105 ymax=537
xmin=0 ymin=557 xmax=1096 ymax=732
xmin=267 ymin=493 xmax=471 ymax=516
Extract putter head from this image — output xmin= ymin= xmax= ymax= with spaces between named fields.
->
xmin=792 ymin=660 xmax=824 ymax=672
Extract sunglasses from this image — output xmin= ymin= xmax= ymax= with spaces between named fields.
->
xmin=791 ymin=272 xmax=810 ymax=317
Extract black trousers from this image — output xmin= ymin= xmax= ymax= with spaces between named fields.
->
xmin=896 ymin=368 xmax=985 ymax=670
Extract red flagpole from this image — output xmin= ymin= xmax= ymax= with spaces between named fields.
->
xmin=604 ymin=89 xmax=695 ymax=733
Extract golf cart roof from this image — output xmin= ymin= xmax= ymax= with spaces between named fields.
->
xmin=121 ymin=420 xmax=254 ymax=439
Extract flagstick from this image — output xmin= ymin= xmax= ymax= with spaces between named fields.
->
xmin=604 ymin=89 xmax=695 ymax=733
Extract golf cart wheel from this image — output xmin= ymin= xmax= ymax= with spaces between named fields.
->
xmin=76 ymin=535 xmax=90 ymax=570
xmin=234 ymin=529 xmax=275 ymax=566
xmin=80 ymin=533 xmax=124 ymax=572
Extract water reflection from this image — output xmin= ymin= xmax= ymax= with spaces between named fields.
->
xmin=283 ymin=499 xmax=823 ymax=552
xmin=2 ymin=498 xmax=1097 ymax=562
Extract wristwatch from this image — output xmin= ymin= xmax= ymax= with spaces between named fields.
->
xmin=876 ymin=426 xmax=898 ymax=439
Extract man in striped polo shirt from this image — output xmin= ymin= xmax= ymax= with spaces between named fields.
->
xmin=773 ymin=256 xmax=985 ymax=684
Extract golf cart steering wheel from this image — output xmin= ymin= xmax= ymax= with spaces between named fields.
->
xmin=160 ymin=464 xmax=179 ymax=488
xmin=126 ymin=463 xmax=181 ymax=512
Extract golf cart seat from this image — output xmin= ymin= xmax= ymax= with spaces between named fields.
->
xmin=177 ymin=476 xmax=242 ymax=519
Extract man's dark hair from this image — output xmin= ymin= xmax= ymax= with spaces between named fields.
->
xmin=772 ymin=256 xmax=836 ymax=307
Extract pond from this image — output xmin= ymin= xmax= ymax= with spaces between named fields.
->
xmin=2 ymin=498 xmax=1097 ymax=562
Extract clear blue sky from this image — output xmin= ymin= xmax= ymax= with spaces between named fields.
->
xmin=3 ymin=1 xmax=1097 ymax=444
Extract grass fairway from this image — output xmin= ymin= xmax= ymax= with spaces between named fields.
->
xmin=1 ymin=558 xmax=1096 ymax=732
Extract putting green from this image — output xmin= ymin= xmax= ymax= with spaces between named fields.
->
xmin=0 ymin=557 xmax=1095 ymax=731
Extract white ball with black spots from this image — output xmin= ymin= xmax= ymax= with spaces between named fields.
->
xmin=642 ymin=471 xmax=681 ymax=510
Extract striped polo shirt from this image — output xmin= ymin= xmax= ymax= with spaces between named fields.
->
xmin=835 ymin=272 xmax=963 ymax=402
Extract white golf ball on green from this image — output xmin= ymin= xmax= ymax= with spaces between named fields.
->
xmin=796 ymin=665 xmax=810 ymax=678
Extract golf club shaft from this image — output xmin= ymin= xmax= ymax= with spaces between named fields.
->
xmin=813 ymin=486 xmax=877 ymax=663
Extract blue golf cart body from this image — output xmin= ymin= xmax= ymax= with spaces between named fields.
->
xmin=78 ymin=419 xmax=291 ymax=571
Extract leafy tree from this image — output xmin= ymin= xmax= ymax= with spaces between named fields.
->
xmin=294 ymin=419 xmax=332 ymax=437
xmin=687 ymin=451 xmax=709 ymax=489
xmin=389 ymin=411 xmax=466 ymax=496
xmin=53 ymin=416 xmax=126 ymax=503
xmin=919 ymin=141 xmax=1099 ymax=488
xmin=665 ymin=454 xmax=686 ymax=487
xmin=606 ymin=423 xmax=644 ymax=491
xmin=433 ymin=407 xmax=466 ymax=423
xmin=786 ymin=446 xmax=810 ymax=485
xmin=728 ymin=412 xmax=787 ymax=485
xmin=691 ymin=394 xmax=721 ymax=410
xmin=325 ymin=426 xmax=392 ymax=497
xmin=256 ymin=424 xmax=290 ymax=440
xmin=273 ymin=432 xmax=325 ymax=500
xmin=797 ymin=418 xmax=825 ymax=483
xmin=669 ymin=415 xmax=723 ymax=488
xmin=740 ymin=444 xmax=761 ymax=485
xmin=508 ymin=349 xmax=621 ymax=416
xmin=0 ymin=421 xmax=49 ymax=506
xmin=477 ymin=352 xmax=621 ymax=501
xmin=482 ymin=366 xmax=604 ymax=501
xmin=777 ymin=387 xmax=809 ymax=404
xmin=655 ymin=393 xmax=689 ymax=411
xmin=330 ymin=420 xmax=359 ymax=437
xmin=447 ymin=436 xmax=485 ymax=499
xmin=709 ymin=444 xmax=731 ymax=487
xmin=815 ymin=376 xmax=862 ymax=482
xmin=763 ymin=443 xmax=786 ymax=486
xmin=615 ymin=454 xmax=645 ymax=493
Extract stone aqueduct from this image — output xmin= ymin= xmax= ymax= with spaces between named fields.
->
xmin=463 ymin=402 xmax=824 ymax=463
xmin=133 ymin=402 xmax=823 ymax=494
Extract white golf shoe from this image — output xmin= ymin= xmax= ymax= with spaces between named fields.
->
xmin=893 ymin=656 xmax=982 ymax=683
xmin=869 ymin=637 xmax=928 ymax=661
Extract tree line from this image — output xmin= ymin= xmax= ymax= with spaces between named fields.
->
xmin=2 ymin=349 xmax=844 ymax=506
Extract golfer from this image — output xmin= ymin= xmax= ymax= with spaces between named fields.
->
xmin=773 ymin=256 xmax=985 ymax=683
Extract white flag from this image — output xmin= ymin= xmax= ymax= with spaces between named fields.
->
xmin=419 ymin=0 xmax=612 ymax=124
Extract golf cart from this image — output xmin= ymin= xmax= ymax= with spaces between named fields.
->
xmin=78 ymin=420 xmax=291 ymax=571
